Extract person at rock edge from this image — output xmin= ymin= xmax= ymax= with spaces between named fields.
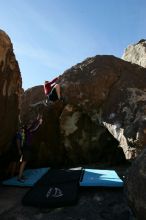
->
xmin=7 ymin=127 xmax=23 ymax=177
xmin=17 ymin=115 xmax=43 ymax=182
xmin=44 ymin=76 xmax=64 ymax=103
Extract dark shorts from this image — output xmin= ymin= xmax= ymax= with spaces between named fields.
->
xmin=48 ymin=87 xmax=58 ymax=101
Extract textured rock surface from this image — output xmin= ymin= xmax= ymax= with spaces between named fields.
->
xmin=59 ymin=104 xmax=123 ymax=165
xmin=0 ymin=30 xmax=22 ymax=158
xmin=122 ymin=39 xmax=146 ymax=68
xmin=20 ymin=85 xmax=45 ymax=121
xmin=125 ymin=149 xmax=146 ymax=219
xmin=20 ymin=55 xmax=146 ymax=166
xmin=60 ymin=56 xmax=146 ymax=159
xmin=20 ymin=100 xmax=65 ymax=167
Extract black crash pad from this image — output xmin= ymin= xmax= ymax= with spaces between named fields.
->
xmin=22 ymin=167 xmax=83 ymax=208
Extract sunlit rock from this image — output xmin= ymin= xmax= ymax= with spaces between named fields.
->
xmin=0 ymin=30 xmax=22 ymax=160
xmin=122 ymin=39 xmax=146 ymax=68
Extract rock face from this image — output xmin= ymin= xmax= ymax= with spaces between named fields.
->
xmin=125 ymin=149 xmax=146 ymax=219
xmin=21 ymin=55 xmax=146 ymax=166
xmin=60 ymin=56 xmax=146 ymax=159
xmin=59 ymin=104 xmax=123 ymax=165
xmin=21 ymin=100 xmax=65 ymax=167
xmin=0 ymin=30 xmax=22 ymax=163
xmin=122 ymin=40 xmax=146 ymax=219
xmin=20 ymin=85 xmax=45 ymax=121
xmin=122 ymin=39 xmax=146 ymax=68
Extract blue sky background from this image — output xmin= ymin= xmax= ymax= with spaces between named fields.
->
xmin=0 ymin=0 xmax=146 ymax=90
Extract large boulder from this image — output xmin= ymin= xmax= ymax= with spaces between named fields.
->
xmin=122 ymin=39 xmax=146 ymax=68
xmin=20 ymin=55 xmax=146 ymax=166
xmin=60 ymin=56 xmax=146 ymax=159
xmin=125 ymin=149 xmax=146 ymax=219
xmin=0 ymin=30 xmax=22 ymax=156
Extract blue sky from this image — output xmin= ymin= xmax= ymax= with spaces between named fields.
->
xmin=0 ymin=0 xmax=146 ymax=90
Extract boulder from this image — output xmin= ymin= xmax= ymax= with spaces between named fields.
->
xmin=60 ymin=55 xmax=146 ymax=159
xmin=122 ymin=39 xmax=146 ymax=68
xmin=125 ymin=149 xmax=146 ymax=219
xmin=0 ymin=30 xmax=22 ymax=156
xmin=20 ymin=55 xmax=146 ymax=166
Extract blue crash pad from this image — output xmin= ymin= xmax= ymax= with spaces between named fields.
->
xmin=80 ymin=169 xmax=123 ymax=187
xmin=2 ymin=167 xmax=50 ymax=187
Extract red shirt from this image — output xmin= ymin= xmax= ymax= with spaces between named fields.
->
xmin=44 ymin=77 xmax=58 ymax=95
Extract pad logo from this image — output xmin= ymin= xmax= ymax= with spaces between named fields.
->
xmin=46 ymin=187 xmax=63 ymax=198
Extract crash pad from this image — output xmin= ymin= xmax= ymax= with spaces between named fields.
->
xmin=2 ymin=167 xmax=50 ymax=187
xmin=80 ymin=169 xmax=123 ymax=187
xmin=22 ymin=167 xmax=83 ymax=208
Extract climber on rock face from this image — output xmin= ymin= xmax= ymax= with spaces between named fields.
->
xmin=17 ymin=115 xmax=43 ymax=182
xmin=44 ymin=76 xmax=64 ymax=104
